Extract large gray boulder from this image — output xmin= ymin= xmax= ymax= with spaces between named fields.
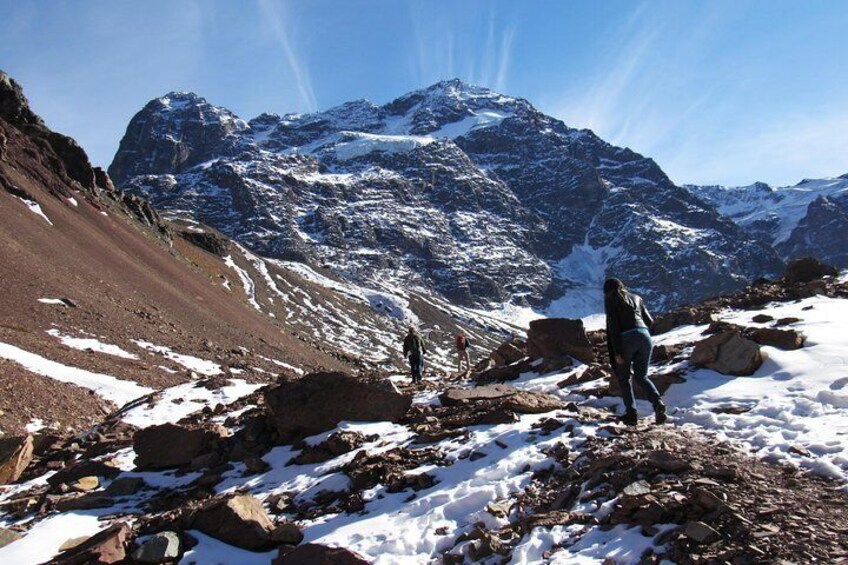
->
xmin=527 ymin=318 xmax=595 ymax=365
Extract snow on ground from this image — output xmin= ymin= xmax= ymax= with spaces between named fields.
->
xmin=655 ymin=294 xmax=848 ymax=483
xmin=14 ymin=196 xmax=52 ymax=225
xmin=122 ymin=379 xmax=263 ymax=428
xmin=0 ymin=341 xmax=152 ymax=405
xmin=0 ymin=513 xmax=104 ymax=564
xmin=131 ymin=340 xmax=222 ymax=376
xmin=37 ymin=298 xmax=68 ymax=306
xmin=46 ymin=329 xmax=139 ymax=360
xmin=224 ymin=254 xmax=261 ymax=311
xmin=334 ymin=132 xmax=435 ymax=161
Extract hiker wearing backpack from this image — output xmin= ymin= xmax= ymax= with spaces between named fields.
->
xmin=603 ymin=277 xmax=667 ymax=426
xmin=402 ymin=327 xmax=427 ymax=384
xmin=455 ymin=333 xmax=472 ymax=374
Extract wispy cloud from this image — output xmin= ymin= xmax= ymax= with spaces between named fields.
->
xmin=256 ymin=0 xmax=317 ymax=112
xmin=408 ymin=3 xmax=516 ymax=91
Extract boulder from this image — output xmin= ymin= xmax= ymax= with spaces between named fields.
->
xmin=490 ymin=341 xmax=525 ymax=366
xmin=273 ymin=543 xmax=371 ymax=565
xmin=751 ymin=314 xmax=774 ymax=323
xmin=749 ymin=327 xmax=804 ymax=350
xmin=271 ymin=522 xmax=304 ymax=545
xmin=133 ymin=423 xmax=227 ymax=470
xmin=54 ymin=493 xmax=115 ymax=512
xmin=264 ymin=372 xmax=412 ymax=444
xmin=191 ymin=494 xmax=275 ymax=551
xmin=651 ymin=307 xmax=714 ymax=335
xmin=50 ymin=522 xmax=130 ymax=564
xmin=0 ymin=435 xmax=33 ymax=485
xmin=784 ymin=257 xmax=837 ymax=284
xmin=502 ymin=391 xmax=564 ymax=414
xmin=106 ymin=477 xmax=147 ymax=497
xmin=131 ymin=531 xmax=182 ymax=564
xmin=651 ymin=343 xmax=684 ymax=363
xmin=526 ymin=318 xmax=595 ymax=365
xmin=691 ymin=331 xmax=762 ymax=376
xmin=177 ymin=228 xmax=230 ymax=257
xmin=439 ymin=384 xmax=516 ymax=406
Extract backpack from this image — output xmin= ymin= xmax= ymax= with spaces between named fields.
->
xmin=455 ymin=335 xmax=466 ymax=349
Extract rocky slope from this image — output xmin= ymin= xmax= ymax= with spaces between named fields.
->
xmin=686 ymin=175 xmax=848 ymax=268
xmin=0 ymin=71 xmax=503 ymax=437
xmin=109 ymin=80 xmax=784 ymax=318
xmin=1 ymin=260 xmax=846 ymax=564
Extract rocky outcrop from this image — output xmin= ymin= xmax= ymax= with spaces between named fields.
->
xmin=691 ymin=331 xmax=763 ymax=376
xmin=749 ymin=327 xmax=805 ymax=350
xmin=133 ymin=423 xmax=228 ymax=470
xmin=191 ymin=494 xmax=275 ymax=551
xmin=0 ymin=435 xmax=33 ymax=485
xmin=264 ymin=372 xmax=412 ymax=443
xmin=527 ymin=318 xmax=595 ymax=365
xmin=177 ymin=227 xmax=231 ymax=257
xmin=439 ymin=384 xmax=563 ymax=414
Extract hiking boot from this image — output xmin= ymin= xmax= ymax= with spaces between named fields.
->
xmin=621 ymin=409 xmax=638 ymax=426
xmin=654 ymin=401 xmax=668 ymax=425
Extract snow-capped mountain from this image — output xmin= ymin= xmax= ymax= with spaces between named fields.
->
xmin=109 ymin=80 xmax=783 ymax=318
xmin=686 ymin=175 xmax=848 ymax=268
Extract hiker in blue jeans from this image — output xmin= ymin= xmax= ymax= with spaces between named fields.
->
xmin=604 ymin=278 xmax=667 ymax=426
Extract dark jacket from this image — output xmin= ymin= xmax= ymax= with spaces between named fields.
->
xmin=403 ymin=333 xmax=426 ymax=357
xmin=605 ymin=290 xmax=654 ymax=361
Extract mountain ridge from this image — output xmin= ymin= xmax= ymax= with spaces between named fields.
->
xmin=110 ymin=80 xmax=784 ymax=318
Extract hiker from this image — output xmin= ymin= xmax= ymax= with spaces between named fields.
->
xmin=455 ymin=332 xmax=472 ymax=373
xmin=603 ymin=277 xmax=667 ymax=426
xmin=402 ymin=326 xmax=427 ymax=384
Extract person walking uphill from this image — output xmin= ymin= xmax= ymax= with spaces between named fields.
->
xmin=455 ymin=332 xmax=472 ymax=375
xmin=604 ymin=278 xmax=667 ymax=426
xmin=403 ymin=327 xmax=427 ymax=384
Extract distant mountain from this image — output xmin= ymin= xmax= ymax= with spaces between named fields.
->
xmin=110 ymin=79 xmax=784 ymax=317
xmin=686 ymin=175 xmax=848 ymax=268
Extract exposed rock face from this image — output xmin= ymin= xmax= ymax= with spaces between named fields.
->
xmin=1 ymin=70 xmax=96 ymax=190
xmin=133 ymin=423 xmax=227 ymax=470
xmin=273 ymin=544 xmax=371 ymax=565
xmin=691 ymin=331 xmax=763 ymax=376
xmin=264 ymin=372 xmax=412 ymax=443
xmin=0 ymin=435 xmax=33 ymax=485
xmin=177 ymin=227 xmax=231 ymax=257
xmin=110 ymin=80 xmax=783 ymax=312
xmin=191 ymin=494 xmax=275 ymax=551
xmin=527 ymin=318 xmax=595 ymax=365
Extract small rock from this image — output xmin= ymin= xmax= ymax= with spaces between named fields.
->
xmin=622 ymin=480 xmax=651 ymax=496
xmin=645 ymin=451 xmax=691 ymax=473
xmin=131 ymin=531 xmax=182 ymax=564
xmin=105 ymin=476 xmax=147 ymax=497
xmin=0 ymin=527 xmax=22 ymax=549
xmin=51 ymin=522 xmax=129 ymax=564
xmin=751 ymin=314 xmax=774 ymax=323
xmin=70 ymin=476 xmax=99 ymax=492
xmin=684 ymin=521 xmax=721 ymax=544
xmin=0 ymin=435 xmax=34 ymax=485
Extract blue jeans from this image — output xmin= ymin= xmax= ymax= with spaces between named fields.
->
xmin=409 ymin=353 xmax=423 ymax=382
xmin=615 ymin=329 xmax=661 ymax=411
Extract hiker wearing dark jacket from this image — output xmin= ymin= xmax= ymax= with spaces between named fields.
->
xmin=402 ymin=327 xmax=427 ymax=384
xmin=604 ymin=278 xmax=667 ymax=426
xmin=455 ymin=333 xmax=472 ymax=374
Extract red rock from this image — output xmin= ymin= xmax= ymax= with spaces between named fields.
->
xmin=0 ymin=435 xmax=33 ymax=485
xmin=264 ymin=372 xmax=411 ymax=444
xmin=749 ymin=327 xmax=804 ymax=350
xmin=273 ymin=543 xmax=371 ymax=564
xmin=133 ymin=423 xmax=226 ymax=471
xmin=191 ymin=494 xmax=275 ymax=551
xmin=527 ymin=318 xmax=595 ymax=365
xmin=50 ymin=522 xmax=130 ymax=564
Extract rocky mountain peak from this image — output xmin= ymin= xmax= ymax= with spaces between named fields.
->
xmin=0 ymin=70 xmax=44 ymax=128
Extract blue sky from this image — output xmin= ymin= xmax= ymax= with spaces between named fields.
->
xmin=1 ymin=0 xmax=847 ymax=186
